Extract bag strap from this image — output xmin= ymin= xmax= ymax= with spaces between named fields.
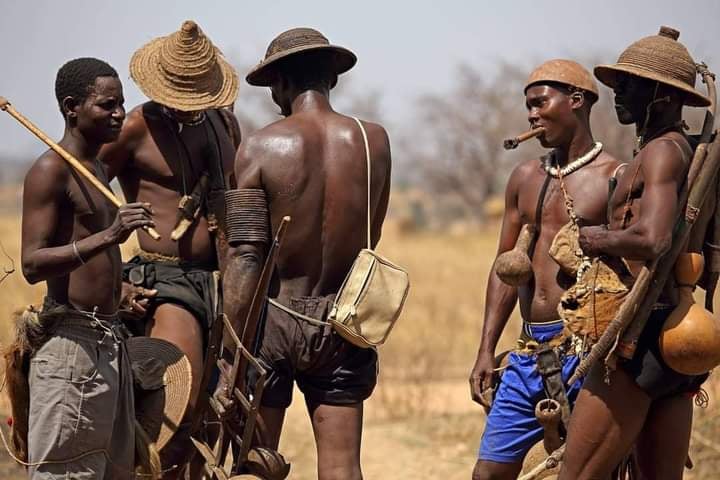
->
xmin=528 ymin=173 xmax=551 ymax=260
xmin=352 ymin=117 xmax=372 ymax=249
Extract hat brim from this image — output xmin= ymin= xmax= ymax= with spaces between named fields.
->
xmin=246 ymin=44 xmax=356 ymax=87
xmin=130 ymin=37 xmax=239 ymax=111
xmin=594 ymin=63 xmax=711 ymax=108
xmin=127 ymin=337 xmax=192 ymax=451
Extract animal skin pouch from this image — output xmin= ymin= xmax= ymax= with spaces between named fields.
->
xmin=559 ymin=256 xmax=634 ymax=343
xmin=495 ymin=224 xmax=536 ymax=286
xmin=549 ymin=221 xmax=583 ymax=277
xmin=659 ymin=252 xmax=720 ymax=375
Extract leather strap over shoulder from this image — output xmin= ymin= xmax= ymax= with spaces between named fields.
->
xmin=352 ymin=117 xmax=372 ymax=250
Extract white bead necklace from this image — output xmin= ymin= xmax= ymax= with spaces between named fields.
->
xmin=543 ymin=142 xmax=603 ymax=178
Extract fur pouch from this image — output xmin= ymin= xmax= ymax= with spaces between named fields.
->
xmin=559 ymin=257 xmax=634 ymax=343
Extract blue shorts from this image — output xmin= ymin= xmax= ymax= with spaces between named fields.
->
xmin=478 ymin=321 xmax=582 ymax=464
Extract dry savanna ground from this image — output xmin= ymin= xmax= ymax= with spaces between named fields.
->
xmin=0 ymin=193 xmax=717 ymax=479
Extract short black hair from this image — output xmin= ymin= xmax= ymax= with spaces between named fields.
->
xmin=55 ymin=57 xmax=118 ymax=116
xmin=544 ymin=81 xmax=599 ymax=106
xmin=274 ymin=50 xmax=339 ymax=91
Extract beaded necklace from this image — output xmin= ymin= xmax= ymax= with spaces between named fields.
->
xmin=543 ymin=142 xmax=603 ymax=178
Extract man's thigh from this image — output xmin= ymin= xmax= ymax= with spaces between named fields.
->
xmin=559 ymin=365 xmax=651 ymax=480
xmin=27 ymin=333 xmax=117 ymax=478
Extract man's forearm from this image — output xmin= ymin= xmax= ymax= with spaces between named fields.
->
xmin=222 ymin=249 xmax=263 ymax=347
xmin=22 ymin=230 xmax=117 ymax=284
xmin=582 ymin=224 xmax=669 ymax=261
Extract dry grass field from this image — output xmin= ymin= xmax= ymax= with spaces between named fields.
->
xmin=0 ymin=196 xmax=717 ymax=479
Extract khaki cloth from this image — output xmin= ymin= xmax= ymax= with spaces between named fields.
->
xmin=27 ymin=302 xmax=135 ymax=479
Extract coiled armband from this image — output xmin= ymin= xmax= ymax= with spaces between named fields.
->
xmin=224 ymin=188 xmax=270 ymax=246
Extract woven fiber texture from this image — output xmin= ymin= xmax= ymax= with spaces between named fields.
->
xmin=525 ymin=59 xmax=599 ymax=97
xmin=130 ymin=20 xmax=238 ymax=111
xmin=127 ymin=337 xmax=192 ymax=451
xmin=595 ymin=26 xmax=710 ymax=107
xmin=246 ymin=27 xmax=356 ymax=86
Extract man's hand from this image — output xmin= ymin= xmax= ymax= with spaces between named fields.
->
xmin=469 ymin=350 xmax=497 ymax=413
xmin=120 ymin=282 xmax=157 ymax=316
xmin=106 ymin=202 xmax=155 ymax=244
xmin=579 ymin=225 xmax=608 ymax=257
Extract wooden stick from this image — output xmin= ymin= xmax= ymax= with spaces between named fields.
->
xmin=0 ymin=96 xmax=161 ymax=240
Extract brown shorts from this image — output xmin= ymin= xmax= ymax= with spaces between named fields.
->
xmin=252 ymin=294 xmax=378 ymax=409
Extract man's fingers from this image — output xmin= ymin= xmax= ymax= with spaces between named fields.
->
xmin=139 ymin=288 xmax=158 ymax=298
xmin=122 ymin=202 xmax=154 ymax=215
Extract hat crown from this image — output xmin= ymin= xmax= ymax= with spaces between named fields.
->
xmin=525 ymin=59 xmax=599 ymax=97
xmin=160 ymin=20 xmax=217 ymax=79
xmin=616 ymin=26 xmax=697 ymax=89
xmin=265 ymin=28 xmax=330 ymax=59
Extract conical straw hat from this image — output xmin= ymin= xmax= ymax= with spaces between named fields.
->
xmin=130 ymin=20 xmax=239 ymax=111
xmin=594 ymin=26 xmax=710 ymax=107
xmin=246 ymin=27 xmax=356 ymax=86
xmin=127 ymin=336 xmax=192 ymax=451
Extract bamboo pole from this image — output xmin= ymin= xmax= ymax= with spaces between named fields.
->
xmin=0 ymin=96 xmax=161 ymax=240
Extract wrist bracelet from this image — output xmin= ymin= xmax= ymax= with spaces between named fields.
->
xmin=72 ymin=240 xmax=86 ymax=265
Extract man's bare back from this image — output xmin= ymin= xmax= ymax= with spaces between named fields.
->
xmin=239 ymin=108 xmax=391 ymax=299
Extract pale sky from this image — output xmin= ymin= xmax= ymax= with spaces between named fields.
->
xmin=0 ymin=0 xmax=718 ymax=159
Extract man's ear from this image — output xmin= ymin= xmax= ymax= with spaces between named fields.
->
xmin=570 ymin=91 xmax=586 ymax=111
xmin=61 ymin=96 xmax=79 ymax=120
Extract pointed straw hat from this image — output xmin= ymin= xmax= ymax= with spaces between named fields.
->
xmin=594 ymin=26 xmax=710 ymax=107
xmin=524 ymin=59 xmax=599 ymax=99
xmin=246 ymin=27 xmax=356 ymax=86
xmin=127 ymin=336 xmax=192 ymax=451
xmin=130 ymin=20 xmax=239 ymax=111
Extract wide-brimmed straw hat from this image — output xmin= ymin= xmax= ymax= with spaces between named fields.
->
xmin=524 ymin=59 xmax=599 ymax=99
xmin=130 ymin=20 xmax=239 ymax=111
xmin=246 ymin=27 xmax=356 ymax=86
xmin=127 ymin=336 xmax=192 ymax=451
xmin=594 ymin=26 xmax=710 ymax=107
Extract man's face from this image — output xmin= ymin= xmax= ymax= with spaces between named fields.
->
xmin=525 ymin=84 xmax=576 ymax=148
xmin=74 ymin=76 xmax=125 ymax=143
xmin=612 ymin=73 xmax=656 ymax=125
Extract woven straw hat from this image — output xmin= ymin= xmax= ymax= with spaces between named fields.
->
xmin=594 ymin=26 xmax=710 ymax=107
xmin=127 ymin=336 xmax=192 ymax=451
xmin=246 ymin=27 xmax=356 ymax=86
xmin=524 ymin=59 xmax=599 ymax=99
xmin=130 ymin=20 xmax=239 ymax=111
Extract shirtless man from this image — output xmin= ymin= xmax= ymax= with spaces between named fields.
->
xmin=21 ymin=57 xmax=153 ymax=479
xmin=223 ymin=28 xmax=391 ymax=480
xmin=98 ymin=21 xmax=239 ymax=474
xmin=560 ymin=27 xmax=711 ymax=480
xmin=468 ymin=60 xmax=621 ymax=480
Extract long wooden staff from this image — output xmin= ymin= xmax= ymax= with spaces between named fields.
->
xmin=568 ymin=66 xmax=717 ymax=385
xmin=0 ymin=96 xmax=161 ymax=240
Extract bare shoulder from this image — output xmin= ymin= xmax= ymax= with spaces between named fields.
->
xmin=638 ymin=133 xmax=690 ymax=181
xmin=24 ymin=150 xmax=68 ymax=196
xmin=590 ymin=151 xmax=623 ymax=177
xmin=238 ymin=118 xmax=304 ymax=163
xmin=119 ymin=105 xmax=148 ymax=144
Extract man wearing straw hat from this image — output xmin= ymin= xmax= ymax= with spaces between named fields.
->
xmin=221 ymin=27 xmax=390 ymax=479
xmin=559 ymin=27 xmax=712 ymax=480
xmin=98 ymin=20 xmax=240 ymax=474
xmin=18 ymin=57 xmax=154 ymax=478
xmin=468 ymin=59 xmax=621 ymax=479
